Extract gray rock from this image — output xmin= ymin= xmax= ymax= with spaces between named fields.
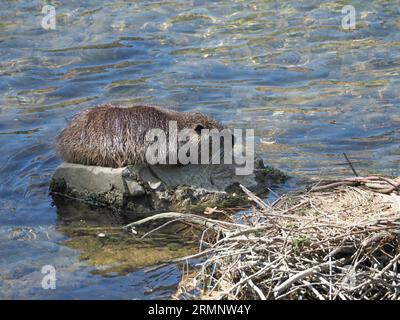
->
xmin=50 ymin=159 xmax=287 ymax=214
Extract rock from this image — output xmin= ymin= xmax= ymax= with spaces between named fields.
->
xmin=50 ymin=158 xmax=287 ymax=214
xmin=50 ymin=163 xmax=145 ymax=208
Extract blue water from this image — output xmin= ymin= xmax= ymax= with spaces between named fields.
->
xmin=0 ymin=0 xmax=399 ymax=299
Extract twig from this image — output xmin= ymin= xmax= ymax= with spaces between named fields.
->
xmin=343 ymin=153 xmax=359 ymax=177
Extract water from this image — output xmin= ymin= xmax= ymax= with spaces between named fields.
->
xmin=0 ymin=0 xmax=399 ymax=299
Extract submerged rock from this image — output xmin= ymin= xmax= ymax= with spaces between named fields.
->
xmin=52 ymin=196 xmax=199 ymax=275
xmin=50 ymin=158 xmax=287 ymax=214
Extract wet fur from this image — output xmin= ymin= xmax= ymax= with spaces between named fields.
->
xmin=56 ymin=104 xmax=224 ymax=168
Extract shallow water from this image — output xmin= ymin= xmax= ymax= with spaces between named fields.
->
xmin=0 ymin=0 xmax=399 ymax=299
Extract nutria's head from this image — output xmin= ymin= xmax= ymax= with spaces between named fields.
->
xmin=164 ymin=109 xmax=233 ymax=165
xmin=165 ymin=109 xmax=225 ymax=132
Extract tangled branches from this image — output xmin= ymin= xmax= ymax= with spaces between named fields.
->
xmin=128 ymin=176 xmax=400 ymax=300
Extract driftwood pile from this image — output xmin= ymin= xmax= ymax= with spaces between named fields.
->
xmin=127 ymin=176 xmax=400 ymax=300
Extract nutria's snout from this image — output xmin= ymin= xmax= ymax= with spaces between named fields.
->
xmin=56 ymin=104 xmax=226 ymax=168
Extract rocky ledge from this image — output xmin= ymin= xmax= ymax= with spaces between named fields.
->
xmin=50 ymin=158 xmax=287 ymax=214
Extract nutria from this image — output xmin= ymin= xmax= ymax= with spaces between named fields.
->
xmin=56 ymin=104 xmax=225 ymax=168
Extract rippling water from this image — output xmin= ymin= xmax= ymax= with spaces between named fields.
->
xmin=0 ymin=0 xmax=399 ymax=299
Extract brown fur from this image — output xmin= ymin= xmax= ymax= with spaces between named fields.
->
xmin=56 ymin=104 xmax=225 ymax=168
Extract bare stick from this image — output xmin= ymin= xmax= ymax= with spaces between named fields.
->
xmin=343 ymin=153 xmax=359 ymax=177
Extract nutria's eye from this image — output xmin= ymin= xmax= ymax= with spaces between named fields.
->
xmin=194 ymin=124 xmax=204 ymax=134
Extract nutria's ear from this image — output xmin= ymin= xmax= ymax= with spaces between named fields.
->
xmin=193 ymin=124 xmax=204 ymax=134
